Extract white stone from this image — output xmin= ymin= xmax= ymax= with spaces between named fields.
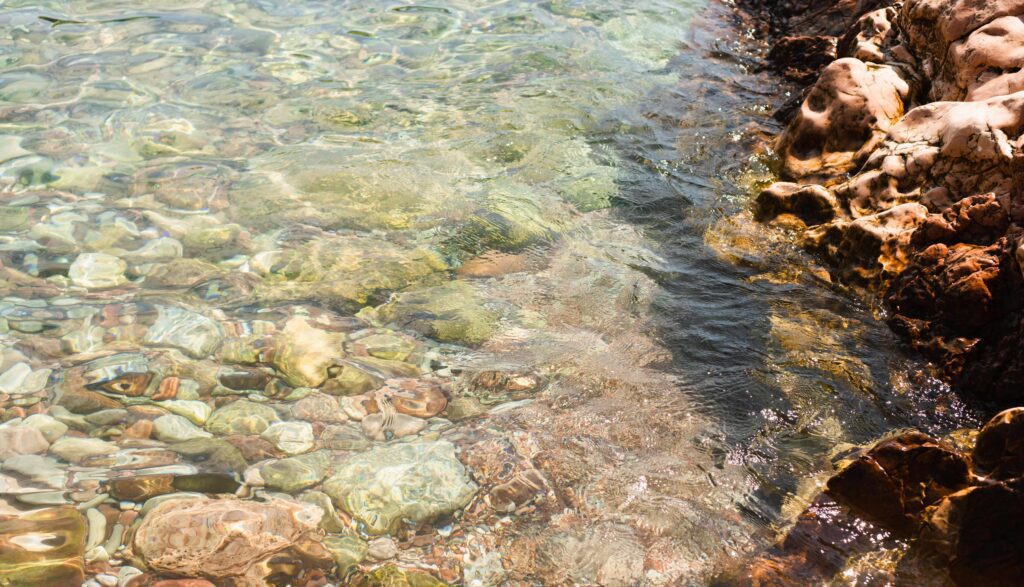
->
xmin=22 ymin=414 xmax=68 ymax=442
xmin=153 ymin=414 xmax=212 ymax=442
xmin=69 ymin=253 xmax=127 ymax=288
xmin=261 ymin=421 xmax=314 ymax=455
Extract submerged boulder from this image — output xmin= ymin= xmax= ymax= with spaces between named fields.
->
xmin=826 ymin=431 xmax=971 ymax=534
xmin=322 ymin=440 xmax=477 ymax=535
xmin=131 ymin=496 xmax=331 ymax=583
xmin=366 ymin=281 xmax=500 ymax=346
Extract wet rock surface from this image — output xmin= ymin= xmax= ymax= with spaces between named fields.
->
xmin=752 ymin=0 xmax=1024 ymax=403
xmin=744 ymin=0 xmax=1024 ymax=581
xmin=728 ymin=409 xmax=1024 ymax=585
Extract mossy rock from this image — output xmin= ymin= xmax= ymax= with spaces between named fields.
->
xmin=227 ymin=147 xmax=479 ymax=232
xmin=322 ymin=356 xmax=421 ymax=397
xmin=462 ymin=180 xmax=571 ymax=252
xmin=367 ymin=281 xmax=499 ymax=346
xmin=351 ymin=566 xmax=448 ymax=587
xmin=252 ymin=235 xmax=448 ymax=311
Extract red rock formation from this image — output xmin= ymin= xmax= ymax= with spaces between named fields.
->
xmin=754 ymin=0 xmax=1024 ymax=402
xmin=744 ymin=0 xmax=1024 ymax=582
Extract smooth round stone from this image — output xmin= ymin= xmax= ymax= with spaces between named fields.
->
xmin=367 ymin=536 xmax=398 ymax=561
xmin=299 ymin=491 xmax=346 ymax=533
xmin=16 ymin=491 xmax=71 ymax=506
xmin=322 ymin=440 xmax=478 ymax=535
xmin=117 ymin=566 xmax=144 ymax=586
xmin=143 ymin=306 xmax=224 ymax=359
xmin=290 ymin=392 xmax=347 ymax=423
xmin=322 ymin=532 xmax=368 ymax=577
xmin=1 ymin=454 xmax=66 ymax=489
xmin=205 ymin=400 xmax=280 ymax=435
xmin=268 ymin=317 xmax=344 ymax=388
xmin=352 ymin=332 xmax=417 ymax=361
xmin=85 ymin=546 xmax=109 ymax=563
xmin=0 ymin=362 xmax=31 ymax=393
xmin=260 ymin=450 xmax=330 ymax=493
xmin=85 ymin=507 xmax=107 ymax=551
xmin=127 ymin=237 xmax=183 ymax=262
xmin=153 ymin=415 xmax=212 ymax=442
xmin=69 ymin=253 xmax=127 ymax=288
xmin=84 ymin=409 xmax=129 ymax=427
xmin=22 ymin=413 xmax=68 ymax=442
xmin=48 ymin=406 xmax=90 ymax=431
xmin=260 ymin=421 xmax=314 ymax=455
xmin=157 ymin=400 xmax=212 ymax=425
xmin=169 ymin=438 xmax=248 ymax=474
xmin=0 ymin=424 xmax=50 ymax=458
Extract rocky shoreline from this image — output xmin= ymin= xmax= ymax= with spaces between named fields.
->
xmin=735 ymin=0 xmax=1024 ymax=583
xmin=752 ymin=0 xmax=1024 ymax=404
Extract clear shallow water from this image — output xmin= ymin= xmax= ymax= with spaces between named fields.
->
xmin=0 ymin=0 xmax=979 ymax=584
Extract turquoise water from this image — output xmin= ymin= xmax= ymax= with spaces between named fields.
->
xmin=0 ymin=0 xmax=977 ymax=584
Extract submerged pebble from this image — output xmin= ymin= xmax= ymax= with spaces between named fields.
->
xmin=69 ymin=254 xmax=127 ymax=289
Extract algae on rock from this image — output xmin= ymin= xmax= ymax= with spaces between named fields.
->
xmin=364 ymin=281 xmax=500 ymax=346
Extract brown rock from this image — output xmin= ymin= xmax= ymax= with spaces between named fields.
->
xmin=838 ymin=7 xmax=902 ymax=63
xmin=107 ymin=475 xmax=175 ymax=502
xmin=775 ymin=57 xmax=909 ymax=182
xmin=291 ymin=392 xmax=347 ymax=423
xmin=351 ymin=378 xmax=448 ymax=419
xmin=836 ymin=203 xmax=928 ymax=282
xmin=56 ymin=387 xmax=123 ymax=414
xmin=122 ymin=420 xmax=154 ymax=440
xmin=902 ymin=0 xmax=1024 ymax=100
xmin=755 ymin=182 xmax=838 ymax=226
xmin=130 ymin=496 xmax=331 ymax=583
xmin=768 ymin=35 xmax=838 ymax=84
xmin=826 ymin=432 xmax=971 ymax=534
xmin=725 ymin=495 xmax=890 ymax=586
xmin=909 ymin=478 xmax=1024 ymax=585
xmin=972 ymin=408 xmax=1024 ymax=479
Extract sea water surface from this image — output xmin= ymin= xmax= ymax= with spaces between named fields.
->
xmin=0 ymin=0 xmax=979 ymax=584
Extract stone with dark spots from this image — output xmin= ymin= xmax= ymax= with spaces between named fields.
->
xmin=774 ymin=57 xmax=909 ymax=182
